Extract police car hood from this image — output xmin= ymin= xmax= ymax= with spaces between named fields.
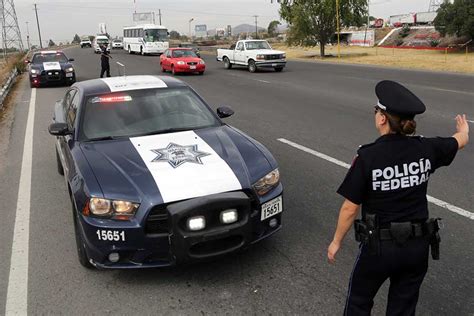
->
xmin=80 ymin=126 xmax=276 ymax=204
xmin=31 ymin=61 xmax=72 ymax=72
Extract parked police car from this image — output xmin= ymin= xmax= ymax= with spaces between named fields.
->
xmin=27 ymin=51 xmax=76 ymax=87
xmin=49 ymin=75 xmax=283 ymax=269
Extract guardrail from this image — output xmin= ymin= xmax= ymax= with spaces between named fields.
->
xmin=0 ymin=67 xmax=19 ymax=110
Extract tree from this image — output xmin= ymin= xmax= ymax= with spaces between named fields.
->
xmin=48 ymin=39 xmax=56 ymax=47
xmin=268 ymin=20 xmax=281 ymax=37
xmin=434 ymin=0 xmax=474 ymax=39
xmin=72 ymin=34 xmax=81 ymax=44
xmin=279 ymin=0 xmax=367 ymax=57
xmin=169 ymin=30 xmax=181 ymax=39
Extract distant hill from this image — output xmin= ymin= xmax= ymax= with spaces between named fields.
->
xmin=233 ymin=24 xmax=266 ymax=34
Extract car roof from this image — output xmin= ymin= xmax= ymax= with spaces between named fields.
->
xmin=170 ymin=47 xmax=193 ymax=50
xmin=73 ymin=75 xmax=188 ymax=96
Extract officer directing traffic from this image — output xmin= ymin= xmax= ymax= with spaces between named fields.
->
xmin=100 ymin=43 xmax=112 ymax=78
xmin=327 ymin=80 xmax=469 ymax=315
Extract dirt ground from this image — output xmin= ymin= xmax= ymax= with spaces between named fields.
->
xmin=272 ymin=44 xmax=474 ymax=74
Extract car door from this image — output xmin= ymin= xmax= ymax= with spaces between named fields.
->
xmin=160 ymin=50 xmax=168 ymax=68
xmin=234 ymin=42 xmax=246 ymax=65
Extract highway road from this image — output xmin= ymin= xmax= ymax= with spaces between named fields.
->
xmin=0 ymin=47 xmax=473 ymax=315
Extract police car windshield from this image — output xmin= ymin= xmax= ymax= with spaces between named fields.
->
xmin=97 ymin=39 xmax=108 ymax=44
xmin=81 ymin=88 xmax=220 ymax=141
xmin=143 ymin=29 xmax=168 ymax=42
xmin=32 ymin=53 xmax=68 ymax=64
xmin=172 ymin=50 xmax=197 ymax=58
xmin=245 ymin=41 xmax=271 ymax=50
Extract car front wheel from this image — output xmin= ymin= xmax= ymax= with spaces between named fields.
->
xmin=224 ymin=57 xmax=232 ymax=69
xmin=248 ymin=60 xmax=257 ymax=73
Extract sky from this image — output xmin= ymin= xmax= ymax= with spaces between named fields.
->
xmin=12 ymin=0 xmax=436 ymax=47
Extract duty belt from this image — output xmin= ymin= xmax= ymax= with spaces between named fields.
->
xmin=354 ymin=215 xmax=441 ymax=260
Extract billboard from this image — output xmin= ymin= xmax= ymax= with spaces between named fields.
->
xmin=348 ymin=30 xmax=375 ymax=47
xmin=195 ymin=24 xmax=207 ymax=38
xmin=133 ymin=12 xmax=155 ymax=24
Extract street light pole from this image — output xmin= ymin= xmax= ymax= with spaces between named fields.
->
xmin=25 ymin=21 xmax=30 ymax=50
xmin=34 ymin=3 xmax=43 ymax=49
xmin=336 ymin=0 xmax=340 ymax=58
xmin=189 ymin=18 xmax=194 ymax=39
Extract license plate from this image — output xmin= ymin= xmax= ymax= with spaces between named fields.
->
xmin=66 ymin=73 xmax=73 ymax=77
xmin=190 ymin=65 xmax=196 ymax=69
xmin=261 ymin=196 xmax=283 ymax=221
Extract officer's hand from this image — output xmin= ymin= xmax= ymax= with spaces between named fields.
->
xmin=327 ymin=240 xmax=341 ymax=264
xmin=456 ymin=114 xmax=469 ymax=134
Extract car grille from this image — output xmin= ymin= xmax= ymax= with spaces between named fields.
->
xmin=42 ymin=70 xmax=63 ymax=81
xmin=265 ymin=54 xmax=283 ymax=60
xmin=187 ymin=62 xmax=198 ymax=65
xmin=145 ymin=206 xmax=170 ymax=235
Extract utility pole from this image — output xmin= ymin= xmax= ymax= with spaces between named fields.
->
xmin=253 ymin=15 xmax=258 ymax=39
xmin=25 ymin=21 xmax=30 ymax=50
xmin=34 ymin=3 xmax=42 ymax=48
xmin=158 ymin=9 xmax=162 ymax=25
xmin=189 ymin=18 xmax=194 ymax=39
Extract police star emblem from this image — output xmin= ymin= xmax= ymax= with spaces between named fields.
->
xmin=151 ymin=143 xmax=211 ymax=168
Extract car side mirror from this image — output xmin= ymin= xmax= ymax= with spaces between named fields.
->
xmin=217 ymin=106 xmax=234 ymax=118
xmin=48 ymin=123 xmax=72 ymax=136
xmin=68 ymin=58 xmax=75 ymax=62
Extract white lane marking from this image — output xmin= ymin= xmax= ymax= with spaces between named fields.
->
xmin=257 ymin=79 xmax=271 ymax=84
xmin=277 ymin=138 xmax=351 ymax=169
xmin=5 ymin=88 xmax=36 ymax=315
xmin=467 ymin=120 xmax=474 ymax=124
xmin=277 ymin=138 xmax=474 ymax=220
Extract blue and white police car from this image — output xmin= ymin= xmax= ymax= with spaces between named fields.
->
xmin=27 ymin=50 xmax=76 ymax=87
xmin=49 ymin=75 xmax=283 ymax=269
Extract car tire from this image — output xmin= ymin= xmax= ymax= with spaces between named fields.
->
xmin=161 ymin=64 xmax=166 ymax=73
xmin=140 ymin=47 xmax=145 ymax=56
xmin=274 ymin=67 xmax=284 ymax=72
xmin=72 ymin=201 xmax=94 ymax=269
xmin=128 ymin=46 xmax=132 ymax=54
xmin=56 ymin=149 xmax=64 ymax=175
xmin=248 ymin=60 xmax=257 ymax=73
xmin=224 ymin=57 xmax=232 ymax=69
xmin=172 ymin=65 xmax=177 ymax=75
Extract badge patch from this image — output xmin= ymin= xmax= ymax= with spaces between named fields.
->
xmin=151 ymin=143 xmax=211 ymax=168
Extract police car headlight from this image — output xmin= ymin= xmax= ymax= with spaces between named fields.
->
xmin=253 ymin=169 xmax=280 ymax=196
xmin=87 ymin=198 xmax=139 ymax=219
xmin=89 ymin=198 xmax=112 ymax=216
xmin=30 ymin=69 xmax=38 ymax=74
xmin=177 ymin=61 xmax=186 ymax=65
xmin=66 ymin=67 xmax=74 ymax=72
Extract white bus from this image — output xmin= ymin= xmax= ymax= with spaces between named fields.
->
xmin=123 ymin=24 xmax=169 ymax=55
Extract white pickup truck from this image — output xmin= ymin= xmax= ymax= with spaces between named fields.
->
xmin=217 ymin=40 xmax=286 ymax=73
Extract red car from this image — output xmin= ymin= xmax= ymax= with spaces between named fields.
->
xmin=160 ymin=48 xmax=206 ymax=75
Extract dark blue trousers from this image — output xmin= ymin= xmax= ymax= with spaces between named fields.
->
xmin=344 ymin=236 xmax=430 ymax=316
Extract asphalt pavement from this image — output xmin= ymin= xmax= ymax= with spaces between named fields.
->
xmin=0 ymin=46 xmax=473 ymax=315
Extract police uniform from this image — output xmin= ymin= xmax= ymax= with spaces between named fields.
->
xmin=100 ymin=46 xmax=111 ymax=78
xmin=338 ymin=81 xmax=459 ymax=315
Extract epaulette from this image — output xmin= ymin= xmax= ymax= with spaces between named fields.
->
xmin=357 ymin=142 xmax=376 ymax=153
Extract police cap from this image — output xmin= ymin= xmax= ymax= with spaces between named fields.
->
xmin=375 ymin=80 xmax=426 ymax=118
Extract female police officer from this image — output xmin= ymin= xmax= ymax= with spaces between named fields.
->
xmin=327 ymin=80 xmax=469 ymax=315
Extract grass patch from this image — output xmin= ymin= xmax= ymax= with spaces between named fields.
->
xmin=273 ymin=44 xmax=474 ymax=74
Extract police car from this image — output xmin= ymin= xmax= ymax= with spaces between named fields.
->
xmin=26 ymin=51 xmax=76 ymax=87
xmin=48 ymin=75 xmax=283 ymax=269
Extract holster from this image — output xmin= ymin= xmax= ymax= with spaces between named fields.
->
xmin=354 ymin=213 xmax=380 ymax=256
xmin=425 ymin=218 xmax=442 ymax=260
